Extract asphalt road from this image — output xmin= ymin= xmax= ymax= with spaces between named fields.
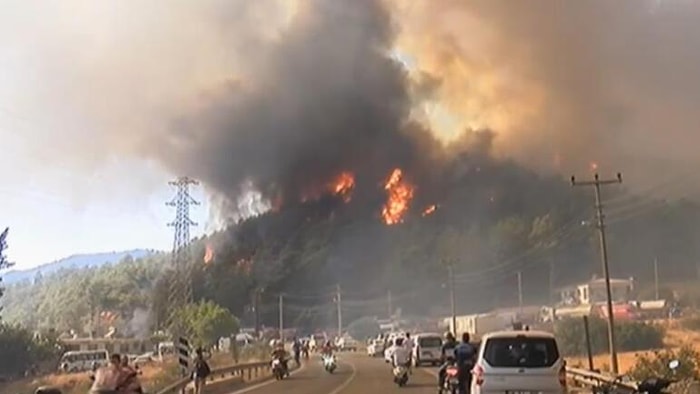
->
xmin=224 ymin=353 xmax=440 ymax=394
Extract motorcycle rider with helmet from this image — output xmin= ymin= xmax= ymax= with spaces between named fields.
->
xmin=270 ymin=340 xmax=290 ymax=377
xmin=437 ymin=332 xmax=458 ymax=389
xmin=453 ymin=333 xmax=477 ymax=393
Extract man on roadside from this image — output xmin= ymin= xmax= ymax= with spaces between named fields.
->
xmin=89 ymin=354 xmax=123 ymax=394
xmin=192 ymin=347 xmax=211 ymax=394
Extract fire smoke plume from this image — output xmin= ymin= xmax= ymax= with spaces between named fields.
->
xmin=5 ymin=0 xmax=700 ymax=211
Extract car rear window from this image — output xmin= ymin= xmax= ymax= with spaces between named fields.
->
xmin=418 ymin=337 xmax=442 ymax=348
xmin=483 ymin=336 xmax=559 ymax=368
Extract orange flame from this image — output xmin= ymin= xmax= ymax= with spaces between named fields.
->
xmin=204 ymin=244 xmax=214 ymax=265
xmin=332 ymin=172 xmax=355 ymax=202
xmin=422 ymin=204 xmax=437 ymax=217
xmin=381 ymin=168 xmax=415 ymax=225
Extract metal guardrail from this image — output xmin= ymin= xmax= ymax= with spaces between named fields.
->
xmin=155 ymin=361 xmax=270 ymax=394
xmin=566 ymin=367 xmax=638 ymax=393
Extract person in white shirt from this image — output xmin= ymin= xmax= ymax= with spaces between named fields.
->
xmin=391 ymin=337 xmax=411 ymax=368
xmin=404 ymin=333 xmax=415 ymax=374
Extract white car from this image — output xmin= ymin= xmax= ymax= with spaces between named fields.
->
xmin=383 ymin=339 xmax=396 ymax=363
xmin=412 ymin=333 xmax=443 ymax=367
xmin=471 ymin=330 xmax=567 ymax=394
xmin=367 ymin=339 xmax=384 ymax=357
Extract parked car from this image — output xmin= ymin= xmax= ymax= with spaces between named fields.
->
xmin=471 ymin=330 xmax=566 ymax=394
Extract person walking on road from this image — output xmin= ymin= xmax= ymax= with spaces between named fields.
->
xmin=89 ymin=354 xmax=123 ymax=394
xmin=191 ymin=347 xmax=211 ymax=394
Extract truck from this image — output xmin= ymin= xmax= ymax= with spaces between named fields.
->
xmin=442 ymin=313 xmax=512 ymax=340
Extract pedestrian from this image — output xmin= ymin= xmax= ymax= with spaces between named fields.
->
xmin=192 ymin=347 xmax=211 ymax=394
xmin=89 ymin=354 xmax=122 ymax=394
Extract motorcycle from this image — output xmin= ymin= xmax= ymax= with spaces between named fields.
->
xmin=635 ymin=359 xmax=679 ymax=394
xmin=441 ymin=364 xmax=460 ymax=394
xmin=393 ymin=364 xmax=409 ymax=387
xmin=271 ymin=357 xmax=286 ymax=380
xmin=322 ymin=354 xmax=337 ymax=374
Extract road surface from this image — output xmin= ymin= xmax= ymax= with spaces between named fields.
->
xmin=224 ymin=353 xmax=439 ymax=394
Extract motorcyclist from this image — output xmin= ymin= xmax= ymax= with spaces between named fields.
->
xmin=391 ymin=337 xmax=411 ymax=369
xmin=270 ymin=340 xmax=290 ymax=377
xmin=404 ymin=332 xmax=415 ymax=374
xmin=321 ymin=340 xmax=334 ymax=356
xmin=437 ymin=332 xmax=458 ymax=390
xmin=454 ymin=333 xmax=477 ymax=393
xmin=292 ymin=337 xmax=302 ymax=366
xmin=119 ymin=356 xmax=143 ymax=394
xmin=302 ymin=339 xmax=310 ymax=359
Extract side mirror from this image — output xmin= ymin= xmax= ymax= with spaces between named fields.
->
xmin=669 ymin=360 xmax=680 ymax=370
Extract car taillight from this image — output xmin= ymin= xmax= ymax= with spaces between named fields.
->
xmin=473 ymin=365 xmax=484 ymax=386
xmin=558 ymin=365 xmax=567 ymax=387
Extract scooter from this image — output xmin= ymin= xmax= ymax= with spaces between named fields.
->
xmin=271 ymin=357 xmax=287 ymax=380
xmin=635 ymin=359 xmax=679 ymax=394
xmin=393 ymin=364 xmax=409 ymax=387
xmin=322 ymin=354 xmax=337 ymax=373
xmin=441 ymin=364 xmax=460 ymax=394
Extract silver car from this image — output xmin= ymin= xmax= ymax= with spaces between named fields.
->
xmin=471 ymin=330 xmax=566 ymax=394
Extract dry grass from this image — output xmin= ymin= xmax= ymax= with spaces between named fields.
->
xmin=567 ymin=319 xmax=700 ymax=374
xmin=0 ymin=351 xmax=256 ymax=394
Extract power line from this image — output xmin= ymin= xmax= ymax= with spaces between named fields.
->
xmin=572 ymin=171 xmax=623 ymax=375
xmin=165 ymin=176 xmax=199 ymax=337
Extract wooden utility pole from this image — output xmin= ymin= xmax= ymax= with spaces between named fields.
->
xmin=517 ymin=271 xmax=524 ymax=314
xmin=336 ymin=284 xmax=343 ymax=338
xmin=278 ymin=293 xmax=284 ymax=342
xmin=448 ymin=263 xmax=456 ymax=334
xmin=387 ymin=290 xmax=393 ymax=319
xmin=571 ymin=172 xmax=622 ymax=374
xmin=654 ymin=257 xmax=660 ymax=301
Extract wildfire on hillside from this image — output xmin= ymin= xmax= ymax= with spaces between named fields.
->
xmin=332 ymin=171 xmax=355 ymax=202
xmin=422 ymin=204 xmax=437 ymax=217
xmin=204 ymin=243 xmax=214 ymax=265
xmin=301 ymin=171 xmax=356 ymax=203
xmin=382 ymin=168 xmax=415 ymax=225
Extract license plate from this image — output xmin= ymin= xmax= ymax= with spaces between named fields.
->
xmin=448 ymin=378 xmax=459 ymax=385
xmin=505 ymin=391 xmax=539 ymax=394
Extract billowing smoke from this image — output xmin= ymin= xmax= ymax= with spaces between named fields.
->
xmin=4 ymin=0 xmax=700 ymax=209
xmin=391 ymin=0 xmax=700 ymax=194
xmin=127 ymin=307 xmax=151 ymax=339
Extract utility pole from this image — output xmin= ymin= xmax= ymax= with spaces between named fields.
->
xmin=571 ymin=172 xmax=622 ymax=374
xmin=517 ymin=271 xmax=524 ymax=314
xmin=654 ymin=257 xmax=660 ymax=301
xmin=448 ymin=263 xmax=456 ymax=334
xmin=387 ymin=290 xmax=393 ymax=319
xmin=335 ymin=284 xmax=343 ymax=338
xmin=165 ymin=177 xmax=199 ymax=338
xmin=279 ymin=293 xmax=284 ymax=342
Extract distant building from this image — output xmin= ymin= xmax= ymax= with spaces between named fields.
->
xmin=60 ymin=337 xmax=152 ymax=355
xmin=557 ymin=277 xmax=634 ymax=306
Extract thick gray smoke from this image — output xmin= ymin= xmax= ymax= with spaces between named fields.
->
xmin=155 ymin=0 xmax=437 ymax=212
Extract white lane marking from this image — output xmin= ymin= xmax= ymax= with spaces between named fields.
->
xmin=327 ymin=360 xmax=357 ymax=394
xmin=225 ymin=362 xmax=307 ymax=394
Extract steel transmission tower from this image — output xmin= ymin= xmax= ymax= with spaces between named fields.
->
xmin=165 ymin=177 xmax=199 ymax=335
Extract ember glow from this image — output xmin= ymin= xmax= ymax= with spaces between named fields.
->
xmin=332 ymin=171 xmax=355 ymax=202
xmin=204 ymin=244 xmax=214 ymax=265
xmin=422 ymin=204 xmax=437 ymax=217
xmin=382 ymin=168 xmax=415 ymax=225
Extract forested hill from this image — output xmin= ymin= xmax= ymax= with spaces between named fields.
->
xmin=3 ymin=160 xmax=700 ymax=335
xmin=3 ymin=249 xmax=153 ymax=285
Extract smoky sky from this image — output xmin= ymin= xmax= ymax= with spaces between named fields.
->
xmin=4 ymin=0 xmax=700 ymax=212
xmin=158 ymin=0 xmax=430 ymax=208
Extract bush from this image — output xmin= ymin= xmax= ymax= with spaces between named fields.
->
xmin=346 ymin=316 xmax=380 ymax=341
xmin=628 ymin=345 xmax=699 ymax=388
xmin=0 ymin=323 xmax=62 ymax=378
xmin=555 ymin=317 xmax=664 ymax=356
xmin=680 ymin=316 xmax=700 ymax=331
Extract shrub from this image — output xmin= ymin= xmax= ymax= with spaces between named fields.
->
xmin=555 ymin=317 xmax=664 ymax=356
xmin=628 ymin=345 xmax=699 ymax=382
xmin=680 ymin=316 xmax=700 ymax=331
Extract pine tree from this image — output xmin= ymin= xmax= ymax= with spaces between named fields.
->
xmin=0 ymin=227 xmax=13 ymax=320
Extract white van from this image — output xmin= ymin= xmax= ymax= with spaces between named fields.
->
xmin=412 ymin=333 xmax=443 ymax=366
xmin=59 ymin=350 xmax=109 ymax=373
xmin=471 ymin=330 xmax=566 ymax=394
